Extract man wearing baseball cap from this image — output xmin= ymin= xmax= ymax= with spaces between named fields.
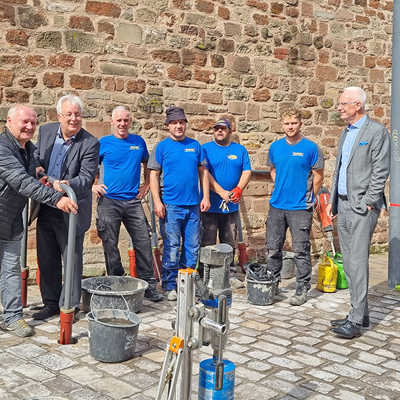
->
xmin=148 ymin=107 xmax=210 ymax=300
xmin=201 ymin=118 xmax=251 ymax=274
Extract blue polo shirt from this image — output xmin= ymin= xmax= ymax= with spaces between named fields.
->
xmin=267 ymin=137 xmax=324 ymax=210
xmin=99 ymin=134 xmax=148 ymax=200
xmin=148 ymin=137 xmax=204 ymax=206
xmin=203 ymin=141 xmax=251 ymax=213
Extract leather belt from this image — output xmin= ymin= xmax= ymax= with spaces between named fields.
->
xmin=338 ymin=194 xmax=348 ymax=201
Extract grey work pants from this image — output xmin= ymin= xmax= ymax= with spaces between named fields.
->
xmin=96 ymin=196 xmax=154 ymax=281
xmin=266 ymin=205 xmax=313 ymax=289
xmin=0 ymin=239 xmax=23 ymax=325
xmin=201 ymin=211 xmax=237 ymax=254
xmin=337 ymin=198 xmax=380 ymax=325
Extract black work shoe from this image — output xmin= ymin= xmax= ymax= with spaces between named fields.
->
xmin=144 ymin=285 xmax=163 ymax=302
xmin=290 ymin=286 xmax=309 ymax=306
xmin=330 ymin=315 xmax=370 ymax=328
xmin=73 ymin=308 xmax=81 ymax=324
xmin=32 ymin=306 xmax=60 ymax=320
xmin=331 ymin=320 xmax=361 ymax=339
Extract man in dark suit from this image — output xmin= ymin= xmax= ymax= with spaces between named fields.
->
xmin=32 ymin=94 xmax=99 ymax=320
xmin=328 ymin=87 xmax=389 ymax=339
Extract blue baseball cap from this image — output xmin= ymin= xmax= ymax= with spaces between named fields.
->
xmin=214 ymin=118 xmax=232 ymax=130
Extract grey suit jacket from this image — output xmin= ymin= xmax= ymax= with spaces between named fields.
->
xmin=33 ymin=122 xmax=99 ymax=234
xmin=330 ymin=116 xmax=389 ymax=216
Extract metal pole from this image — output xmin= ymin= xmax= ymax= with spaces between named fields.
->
xmin=389 ymin=2 xmax=400 ymax=288
xmin=20 ymin=204 xmax=28 ymax=269
xmin=20 ymin=204 xmax=29 ymax=307
xmin=60 ymin=183 xmax=77 ymax=310
xmin=175 ymin=270 xmax=195 ymax=399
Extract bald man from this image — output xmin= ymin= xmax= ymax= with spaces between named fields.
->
xmin=0 ymin=105 xmax=77 ymax=337
xmin=92 ymin=106 xmax=162 ymax=302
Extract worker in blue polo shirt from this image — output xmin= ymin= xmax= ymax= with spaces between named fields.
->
xmin=92 ymin=106 xmax=163 ymax=302
xmin=266 ymin=108 xmax=324 ymax=306
xmin=201 ymin=118 xmax=251 ymax=271
xmin=148 ymin=107 xmax=210 ymax=301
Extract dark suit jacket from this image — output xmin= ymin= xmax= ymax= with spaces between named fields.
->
xmin=330 ymin=116 xmax=389 ymax=216
xmin=33 ymin=122 xmax=99 ymax=234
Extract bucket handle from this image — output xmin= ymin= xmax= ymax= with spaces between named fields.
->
xmin=90 ymin=283 xmax=131 ymax=321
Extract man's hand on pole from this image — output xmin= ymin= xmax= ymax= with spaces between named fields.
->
xmin=56 ymin=197 xmax=78 ymax=214
xmin=53 ymin=180 xmax=68 ymax=193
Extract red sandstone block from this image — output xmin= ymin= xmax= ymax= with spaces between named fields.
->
xmin=195 ymin=0 xmax=214 ymax=13
xmin=126 ymin=79 xmax=146 ymax=93
xmin=253 ymin=88 xmax=271 ymax=102
xmin=274 ymin=48 xmax=288 ymax=60
xmin=49 ymin=54 xmax=75 ymax=68
xmin=43 ymin=72 xmax=64 ymax=88
xmin=316 ymin=65 xmax=337 ymax=81
xmin=194 ymin=69 xmax=216 ymax=84
xmin=25 ymin=55 xmax=45 ymax=67
xmin=218 ymin=6 xmax=230 ymax=19
xmin=70 ymin=74 xmax=94 ymax=90
xmin=86 ymin=1 xmax=121 ymax=18
xmin=6 ymin=29 xmax=29 ymax=46
xmin=0 ymin=69 xmax=14 ymax=86
xmin=167 ymin=65 xmax=192 ymax=81
xmin=152 ymin=50 xmax=180 ymax=63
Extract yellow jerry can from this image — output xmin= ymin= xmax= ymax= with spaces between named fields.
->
xmin=316 ymin=254 xmax=337 ymax=293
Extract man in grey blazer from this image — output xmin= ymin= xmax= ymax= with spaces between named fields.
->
xmin=328 ymin=87 xmax=389 ymax=339
xmin=32 ymin=94 xmax=99 ymax=320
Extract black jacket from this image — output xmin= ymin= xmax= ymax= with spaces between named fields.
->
xmin=0 ymin=129 xmax=62 ymax=240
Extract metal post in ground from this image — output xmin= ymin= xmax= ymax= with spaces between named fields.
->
xmin=389 ymin=2 xmax=400 ymax=288
xmin=57 ymin=183 xmax=78 ymax=345
xmin=20 ymin=204 xmax=29 ymax=307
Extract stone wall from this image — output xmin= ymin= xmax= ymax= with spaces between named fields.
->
xmin=0 ymin=0 xmax=393 ymax=270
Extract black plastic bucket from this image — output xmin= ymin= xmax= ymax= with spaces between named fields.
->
xmin=246 ymin=278 xmax=275 ymax=305
xmin=88 ymin=308 xmax=141 ymax=363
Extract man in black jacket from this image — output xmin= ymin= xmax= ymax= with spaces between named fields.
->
xmin=0 ymin=105 xmax=77 ymax=337
xmin=33 ymin=94 xmax=99 ymax=320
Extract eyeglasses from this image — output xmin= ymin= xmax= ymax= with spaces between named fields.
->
xmin=337 ymin=102 xmax=357 ymax=107
xmin=59 ymin=113 xmax=82 ymax=119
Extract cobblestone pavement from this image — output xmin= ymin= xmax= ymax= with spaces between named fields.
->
xmin=1 ymin=254 xmax=400 ymax=400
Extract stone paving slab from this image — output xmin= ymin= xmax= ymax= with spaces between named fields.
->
xmin=1 ymin=254 xmax=400 ymax=399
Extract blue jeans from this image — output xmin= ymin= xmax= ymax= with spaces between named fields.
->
xmin=159 ymin=205 xmax=200 ymax=291
xmin=0 ymin=239 xmax=23 ymax=325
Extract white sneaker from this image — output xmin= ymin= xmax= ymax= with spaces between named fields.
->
xmin=1 ymin=318 xmax=34 ymax=337
xmin=167 ymin=290 xmax=177 ymax=301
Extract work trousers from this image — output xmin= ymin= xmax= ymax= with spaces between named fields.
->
xmin=159 ymin=204 xmax=200 ymax=291
xmin=96 ymin=196 xmax=154 ymax=281
xmin=337 ymin=198 xmax=380 ymax=325
xmin=37 ymin=205 xmax=84 ymax=310
xmin=0 ymin=239 xmax=23 ymax=325
xmin=201 ymin=211 xmax=237 ymax=268
xmin=266 ymin=205 xmax=313 ymax=289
